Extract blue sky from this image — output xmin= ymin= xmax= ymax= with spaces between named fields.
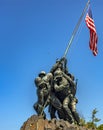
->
xmin=0 ymin=0 xmax=103 ymax=129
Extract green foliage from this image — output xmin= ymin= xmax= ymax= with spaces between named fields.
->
xmin=80 ymin=117 xmax=86 ymax=126
xmin=79 ymin=108 xmax=101 ymax=129
xmin=97 ymin=124 xmax=103 ymax=130
xmin=86 ymin=108 xmax=100 ymax=129
xmin=86 ymin=122 xmax=96 ymax=129
xmin=91 ymin=108 xmax=101 ymax=124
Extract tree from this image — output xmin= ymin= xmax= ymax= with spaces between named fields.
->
xmin=91 ymin=108 xmax=100 ymax=124
xmin=86 ymin=108 xmax=101 ymax=129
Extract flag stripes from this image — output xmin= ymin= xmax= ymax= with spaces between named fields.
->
xmin=85 ymin=8 xmax=98 ymax=56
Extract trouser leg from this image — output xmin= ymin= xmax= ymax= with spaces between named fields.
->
xmin=72 ymin=111 xmax=80 ymax=125
xmin=50 ymin=93 xmax=65 ymax=119
xmin=49 ymin=104 xmax=56 ymax=119
xmin=71 ymin=100 xmax=80 ymax=125
xmin=63 ymin=96 xmax=75 ymax=123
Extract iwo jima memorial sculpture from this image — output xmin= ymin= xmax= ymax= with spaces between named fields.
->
xmin=21 ymin=0 xmax=98 ymax=129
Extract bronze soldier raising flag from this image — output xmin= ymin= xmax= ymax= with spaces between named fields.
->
xmin=33 ymin=57 xmax=80 ymax=124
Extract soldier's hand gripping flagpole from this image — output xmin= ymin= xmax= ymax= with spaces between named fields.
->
xmin=63 ymin=0 xmax=90 ymax=58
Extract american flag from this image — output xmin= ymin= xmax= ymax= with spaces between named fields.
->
xmin=85 ymin=7 xmax=98 ymax=56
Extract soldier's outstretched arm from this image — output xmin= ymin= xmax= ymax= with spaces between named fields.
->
xmin=50 ymin=63 xmax=58 ymax=73
xmin=50 ymin=57 xmax=66 ymax=73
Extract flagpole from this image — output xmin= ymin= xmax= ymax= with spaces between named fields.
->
xmin=63 ymin=0 xmax=90 ymax=58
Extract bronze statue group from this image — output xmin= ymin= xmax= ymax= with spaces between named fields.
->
xmin=33 ymin=57 xmax=80 ymax=125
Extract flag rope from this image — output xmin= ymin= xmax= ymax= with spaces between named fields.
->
xmin=63 ymin=0 xmax=90 ymax=58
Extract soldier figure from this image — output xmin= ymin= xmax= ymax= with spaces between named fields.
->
xmin=53 ymin=68 xmax=75 ymax=124
xmin=33 ymin=71 xmax=53 ymax=118
xmin=49 ymin=57 xmax=68 ymax=119
xmin=49 ymin=58 xmax=80 ymax=124
xmin=63 ymin=73 xmax=80 ymax=125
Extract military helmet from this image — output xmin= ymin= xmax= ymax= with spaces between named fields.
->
xmin=39 ymin=71 xmax=46 ymax=77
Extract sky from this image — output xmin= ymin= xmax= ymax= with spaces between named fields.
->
xmin=0 ymin=0 xmax=103 ymax=129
